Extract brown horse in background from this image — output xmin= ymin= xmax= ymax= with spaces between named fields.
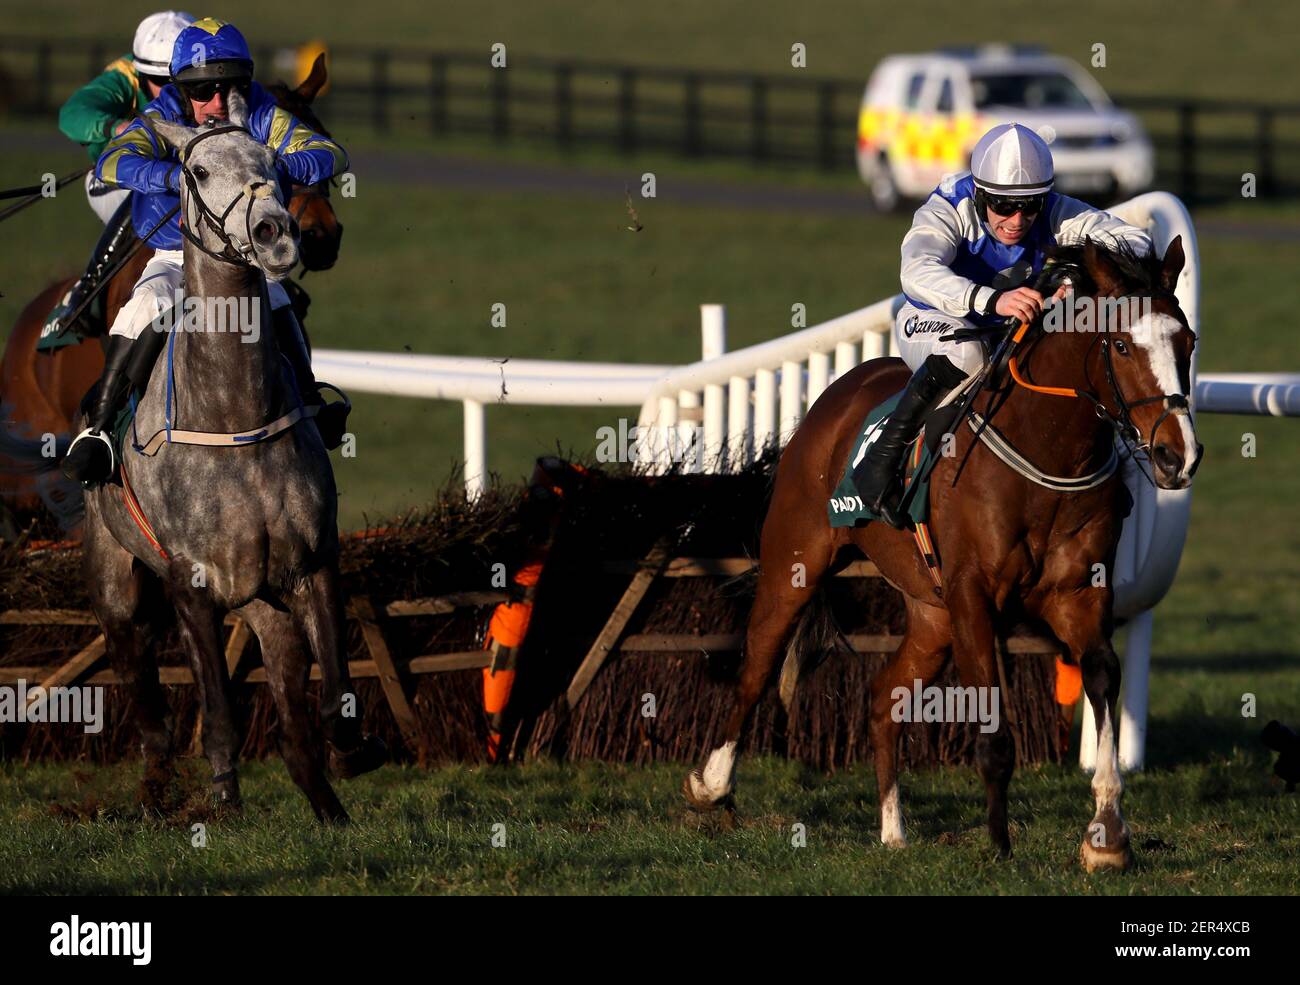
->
xmin=0 ymin=54 xmax=343 ymax=533
xmin=683 ymin=237 xmax=1200 ymax=871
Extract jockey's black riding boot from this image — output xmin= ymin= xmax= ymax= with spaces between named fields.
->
xmin=854 ymin=353 xmax=968 ymax=529
xmin=273 ymin=305 xmax=349 ymax=449
xmin=61 ymin=334 xmax=134 ymax=484
xmin=42 ymin=196 xmax=136 ymax=343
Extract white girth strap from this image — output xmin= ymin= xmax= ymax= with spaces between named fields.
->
xmin=967 ymin=411 xmax=1119 ymax=492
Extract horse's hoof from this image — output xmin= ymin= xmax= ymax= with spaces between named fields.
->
xmin=328 ymin=734 xmax=387 ymax=779
xmin=881 ymin=833 xmax=908 ymax=850
xmin=138 ymin=780 xmax=170 ymax=816
xmin=320 ymin=808 xmax=351 ymax=826
xmin=1080 ymin=837 xmax=1134 ymax=872
xmin=681 ymin=769 xmax=732 ymax=812
xmin=212 ymin=774 xmax=242 ymax=809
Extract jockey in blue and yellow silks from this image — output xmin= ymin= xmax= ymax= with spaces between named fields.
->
xmin=97 ymin=18 xmax=347 ymax=252
xmin=62 ymin=18 xmax=351 ymax=485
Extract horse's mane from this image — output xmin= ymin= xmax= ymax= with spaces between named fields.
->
xmin=1045 ymin=237 xmax=1167 ymax=297
xmin=266 ymin=80 xmax=333 ymax=139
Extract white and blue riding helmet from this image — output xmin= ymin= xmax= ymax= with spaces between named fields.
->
xmin=970 ymin=122 xmax=1055 ymax=197
xmin=133 ymin=10 xmax=196 ymax=78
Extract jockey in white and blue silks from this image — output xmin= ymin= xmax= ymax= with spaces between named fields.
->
xmin=855 ymin=122 xmax=1153 ymax=528
xmin=62 ymin=17 xmax=350 ymax=485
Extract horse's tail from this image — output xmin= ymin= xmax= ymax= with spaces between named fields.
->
xmin=0 ymin=409 xmax=84 ymax=530
xmin=777 ymin=586 xmax=854 ymax=713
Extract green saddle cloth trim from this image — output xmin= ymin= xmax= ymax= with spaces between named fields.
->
xmin=36 ymin=322 xmax=87 ymax=353
xmin=828 ymin=392 xmax=935 ymax=529
xmin=36 ymin=294 xmax=102 ymax=353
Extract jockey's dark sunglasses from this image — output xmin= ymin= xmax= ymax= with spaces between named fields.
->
xmin=181 ymin=78 xmax=250 ymax=103
xmin=987 ymin=193 xmax=1046 ymax=217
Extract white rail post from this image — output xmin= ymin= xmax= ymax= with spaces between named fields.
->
xmin=779 ymin=359 xmax=803 ymax=442
xmin=834 ymin=340 xmax=857 ymax=381
xmin=808 ymin=350 xmax=831 ymax=406
xmin=754 ymin=368 xmax=777 ymax=458
xmin=701 ymin=304 xmax=727 ymax=472
xmin=677 ymin=390 xmax=701 ymax=472
xmin=727 ymin=375 xmax=750 ymax=472
xmin=1119 ymin=608 xmax=1153 ymax=771
xmin=463 ymin=398 xmax=486 ymax=499
xmin=656 ymin=395 xmax=678 ymax=473
xmin=863 ymin=329 xmax=886 ymax=361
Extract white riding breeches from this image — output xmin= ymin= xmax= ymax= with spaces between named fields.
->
xmin=85 ymin=172 xmax=129 ymax=225
xmin=108 ymin=249 xmax=292 ymax=340
xmin=893 ymin=302 xmax=989 ymax=377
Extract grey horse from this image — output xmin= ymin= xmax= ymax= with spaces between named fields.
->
xmin=80 ymin=91 xmax=383 ymax=823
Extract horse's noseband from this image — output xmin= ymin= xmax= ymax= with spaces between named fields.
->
xmin=178 ymin=124 xmax=282 ymax=268
xmin=1098 ymin=335 xmax=1192 ymax=454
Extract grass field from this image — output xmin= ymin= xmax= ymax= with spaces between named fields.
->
xmin=1 ymin=752 xmax=1296 ymax=895
xmin=4 ymin=0 xmax=1299 ymax=102
xmin=1 ymin=7 xmax=1298 ymax=892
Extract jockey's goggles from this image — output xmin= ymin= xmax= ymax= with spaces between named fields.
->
xmin=181 ymin=77 xmax=251 ymax=103
xmin=986 ymin=193 xmax=1046 ymax=218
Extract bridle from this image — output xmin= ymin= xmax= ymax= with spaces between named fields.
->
xmin=1096 ymin=330 xmax=1191 ymax=456
xmin=175 ymin=124 xmax=282 ymax=268
xmin=1008 ymin=291 xmax=1194 ymax=465
xmin=288 ymin=176 xmax=331 ymax=224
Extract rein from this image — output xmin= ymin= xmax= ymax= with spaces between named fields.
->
xmin=1007 ymin=303 xmax=1192 ymax=461
xmin=0 ymin=167 xmax=90 ymax=223
xmin=289 ymin=178 xmax=331 ymax=223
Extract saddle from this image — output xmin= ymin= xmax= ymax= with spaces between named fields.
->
xmin=828 ymin=390 xmax=944 ymax=531
xmin=828 ymin=390 xmax=953 ymax=592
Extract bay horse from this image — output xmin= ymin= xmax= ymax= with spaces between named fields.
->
xmin=0 ymin=54 xmax=342 ymax=532
xmin=683 ymin=237 xmax=1200 ymax=870
xmin=80 ymin=89 xmax=380 ymax=823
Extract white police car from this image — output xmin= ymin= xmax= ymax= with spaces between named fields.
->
xmin=857 ymin=45 xmax=1154 ymax=210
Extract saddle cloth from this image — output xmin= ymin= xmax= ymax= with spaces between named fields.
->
xmin=827 ymin=391 xmax=938 ymax=530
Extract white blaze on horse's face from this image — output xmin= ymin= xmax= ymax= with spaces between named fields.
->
xmin=1123 ymin=309 xmax=1200 ymax=489
xmin=151 ymin=94 xmax=300 ymax=278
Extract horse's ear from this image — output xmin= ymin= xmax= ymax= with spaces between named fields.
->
xmin=1082 ymin=239 xmax=1125 ymax=296
xmin=227 ymin=87 xmax=250 ymax=129
xmin=297 ymin=53 xmax=328 ymax=103
xmin=1160 ymin=235 xmax=1185 ymax=295
xmin=150 ymin=117 xmax=197 ymax=154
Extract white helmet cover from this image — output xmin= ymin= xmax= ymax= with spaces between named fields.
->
xmin=970 ymin=122 xmax=1055 ymax=195
xmin=133 ymin=11 xmax=196 ymax=76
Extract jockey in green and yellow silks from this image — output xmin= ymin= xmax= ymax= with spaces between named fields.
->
xmin=41 ymin=11 xmax=195 ymax=349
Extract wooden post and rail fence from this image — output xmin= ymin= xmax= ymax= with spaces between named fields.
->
xmin=2 ymin=37 xmax=1298 ymax=203
xmin=1 ymin=545 xmax=1062 ymax=763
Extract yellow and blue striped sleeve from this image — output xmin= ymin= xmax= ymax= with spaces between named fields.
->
xmin=96 ymin=114 xmax=180 ymax=192
xmin=266 ymin=105 xmax=348 ymax=185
